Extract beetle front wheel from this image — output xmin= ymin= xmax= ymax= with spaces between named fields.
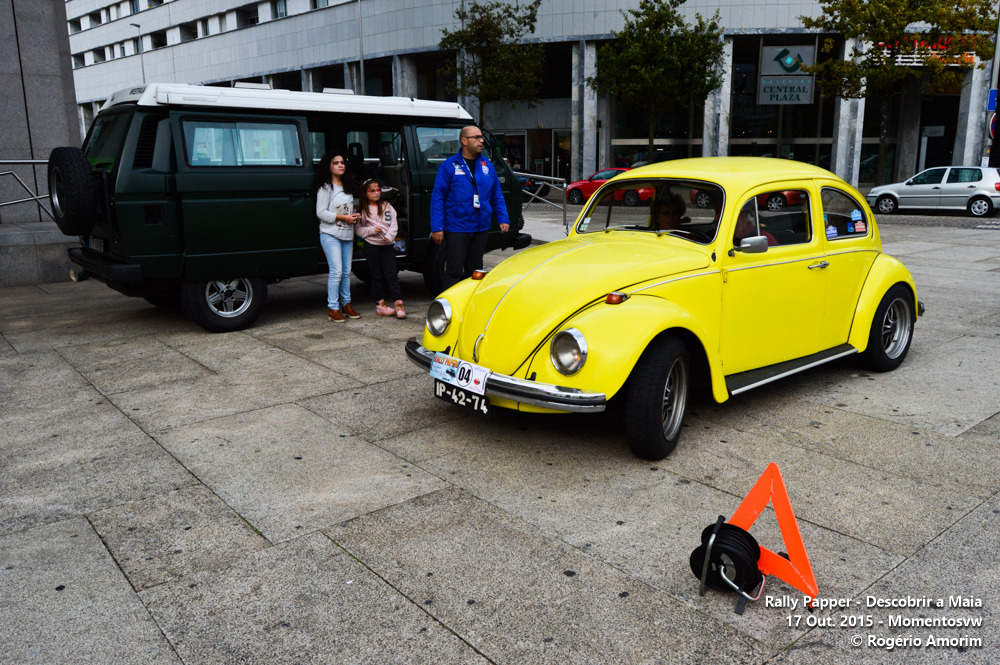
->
xmin=624 ymin=336 xmax=689 ymax=460
xmin=861 ymin=284 xmax=913 ymax=372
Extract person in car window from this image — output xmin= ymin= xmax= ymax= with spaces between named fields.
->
xmin=316 ymin=150 xmax=362 ymax=323
xmin=652 ymin=194 xmax=688 ymax=230
xmin=430 ymin=125 xmax=510 ymax=290
xmin=733 ymin=201 xmax=777 ymax=247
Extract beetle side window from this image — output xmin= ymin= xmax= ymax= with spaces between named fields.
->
xmin=181 ymin=120 xmax=303 ymax=167
xmin=757 ymin=190 xmax=810 ymax=246
xmin=820 ymin=188 xmax=869 ymax=240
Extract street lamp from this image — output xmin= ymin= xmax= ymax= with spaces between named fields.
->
xmin=130 ymin=22 xmax=146 ymax=85
xmin=357 ymin=0 xmax=365 ymax=94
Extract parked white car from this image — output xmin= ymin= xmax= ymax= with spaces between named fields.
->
xmin=866 ymin=166 xmax=1000 ymax=217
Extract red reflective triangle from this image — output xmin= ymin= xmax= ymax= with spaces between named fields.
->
xmin=728 ymin=463 xmax=818 ymax=603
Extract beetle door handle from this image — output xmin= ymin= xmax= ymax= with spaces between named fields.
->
xmin=808 ymin=261 xmax=829 ymax=269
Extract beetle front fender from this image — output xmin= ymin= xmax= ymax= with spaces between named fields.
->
xmin=847 ymin=254 xmax=918 ymax=353
xmin=526 ymin=294 xmax=729 ymax=404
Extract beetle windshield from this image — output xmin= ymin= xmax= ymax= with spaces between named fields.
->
xmin=576 ymin=179 xmax=724 ymax=244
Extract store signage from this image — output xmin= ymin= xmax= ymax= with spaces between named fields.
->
xmin=759 ymin=46 xmax=815 ymax=105
xmin=758 ymin=76 xmax=814 ymax=105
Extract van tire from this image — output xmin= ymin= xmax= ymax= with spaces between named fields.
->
xmin=181 ymin=277 xmax=267 ymax=332
xmin=423 ymin=241 xmax=447 ymax=296
xmin=48 ymin=147 xmax=99 ymax=237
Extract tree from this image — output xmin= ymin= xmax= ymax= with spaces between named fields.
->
xmin=439 ymin=0 xmax=545 ymax=126
xmin=800 ymin=0 xmax=996 ymax=183
xmin=586 ymin=0 xmax=724 ymax=158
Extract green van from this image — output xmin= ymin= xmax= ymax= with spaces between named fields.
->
xmin=47 ymin=83 xmax=529 ymax=331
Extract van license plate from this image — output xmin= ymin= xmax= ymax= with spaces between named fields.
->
xmin=434 ymin=380 xmax=489 ymax=415
xmin=89 ymin=237 xmax=104 ymax=253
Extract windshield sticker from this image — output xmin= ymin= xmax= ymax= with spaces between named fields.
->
xmin=851 ymin=209 xmax=863 ymax=222
xmin=847 ymin=222 xmax=854 ymax=233
xmin=855 ymin=220 xmax=866 ymax=233
xmin=826 ymin=225 xmax=838 ymax=238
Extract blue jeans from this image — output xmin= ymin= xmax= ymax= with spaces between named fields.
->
xmin=320 ymin=232 xmax=353 ymax=311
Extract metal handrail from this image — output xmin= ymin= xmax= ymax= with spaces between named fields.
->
xmin=513 ymin=170 xmax=567 ymax=234
xmin=0 ymin=159 xmax=54 ymax=221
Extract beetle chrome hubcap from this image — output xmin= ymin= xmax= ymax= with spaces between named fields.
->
xmin=661 ymin=356 xmax=689 ymax=441
xmin=881 ymin=298 xmax=912 ymax=359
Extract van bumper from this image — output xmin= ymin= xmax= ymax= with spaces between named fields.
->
xmin=68 ymin=247 xmax=143 ymax=283
xmin=512 ymin=233 xmax=531 ymax=250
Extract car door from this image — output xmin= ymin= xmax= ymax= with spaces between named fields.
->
xmin=898 ymin=167 xmax=946 ymax=209
xmin=939 ymin=167 xmax=981 ymax=209
xmin=719 ymin=186 xmax=828 ymax=376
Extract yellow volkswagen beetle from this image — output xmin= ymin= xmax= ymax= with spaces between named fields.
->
xmin=405 ymin=157 xmax=922 ymax=459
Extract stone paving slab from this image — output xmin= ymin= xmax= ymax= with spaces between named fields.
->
xmin=0 ymin=348 xmax=91 ymax=405
xmin=88 ymin=484 xmax=271 ymax=591
xmin=152 ymin=403 xmax=448 ymax=543
xmin=57 ymin=336 xmax=212 ymax=395
xmin=0 ymin=518 xmax=181 ymax=665
xmin=140 ymin=531 xmax=488 ymax=665
xmin=0 ymin=389 xmax=193 ymax=536
xmin=328 ymin=488 xmax=770 ymax=664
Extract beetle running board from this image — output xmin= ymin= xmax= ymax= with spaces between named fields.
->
xmin=725 ymin=344 xmax=857 ymax=396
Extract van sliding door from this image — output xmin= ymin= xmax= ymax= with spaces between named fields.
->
xmin=172 ymin=113 xmax=316 ymax=281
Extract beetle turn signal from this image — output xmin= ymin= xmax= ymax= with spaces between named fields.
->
xmin=472 ymin=270 xmax=487 ymax=280
xmin=605 ymin=292 xmax=629 ymax=304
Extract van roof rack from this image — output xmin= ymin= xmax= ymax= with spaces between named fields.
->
xmin=100 ymin=83 xmax=472 ymax=121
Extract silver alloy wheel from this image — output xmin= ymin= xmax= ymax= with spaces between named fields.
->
xmin=205 ymin=278 xmax=254 ymax=318
xmin=695 ymin=192 xmax=711 ymax=208
xmin=765 ymin=194 xmax=785 ymax=211
xmin=880 ymin=296 xmax=913 ymax=360
xmin=623 ymin=190 xmax=640 ymax=206
xmin=661 ymin=355 xmax=689 ymax=441
xmin=50 ymin=168 xmax=66 ymax=218
xmin=969 ymin=197 xmax=992 ymax=217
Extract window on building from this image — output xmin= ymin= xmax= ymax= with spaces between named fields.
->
xmin=218 ymin=14 xmax=227 ymax=31
xmin=88 ymin=11 xmax=103 ymax=27
xmin=312 ymin=0 xmax=329 ymax=8
xmin=179 ymin=21 xmax=197 ymax=42
xmin=72 ymin=53 xmax=85 ymax=69
xmin=148 ymin=0 xmax=164 ymax=7
xmin=130 ymin=0 xmax=140 ymax=15
xmin=69 ymin=18 xmax=82 ymax=34
xmin=272 ymin=0 xmax=287 ymax=18
xmin=182 ymin=120 xmax=304 ymax=167
xmin=93 ymin=48 xmax=106 ymax=64
xmin=150 ymin=29 xmax=167 ymax=49
xmin=199 ymin=19 xmax=209 ymax=37
xmin=133 ymin=37 xmax=142 ymax=54
xmin=235 ymin=4 xmax=259 ymax=27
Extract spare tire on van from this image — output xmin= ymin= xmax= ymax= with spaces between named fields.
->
xmin=48 ymin=147 xmax=100 ymax=236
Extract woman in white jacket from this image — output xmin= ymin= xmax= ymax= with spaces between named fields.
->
xmin=315 ymin=150 xmax=361 ymax=323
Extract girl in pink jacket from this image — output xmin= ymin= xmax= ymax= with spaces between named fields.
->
xmin=355 ymin=179 xmax=405 ymax=318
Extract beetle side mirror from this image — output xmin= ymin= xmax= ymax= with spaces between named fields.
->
xmin=731 ymin=236 xmax=769 ymax=255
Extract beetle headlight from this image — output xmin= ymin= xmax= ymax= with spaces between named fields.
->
xmin=550 ymin=328 xmax=587 ymax=375
xmin=426 ymin=298 xmax=452 ymax=337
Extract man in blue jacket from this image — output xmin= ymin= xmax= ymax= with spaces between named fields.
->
xmin=430 ymin=125 xmax=510 ymax=290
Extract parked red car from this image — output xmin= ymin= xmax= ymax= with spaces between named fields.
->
xmin=566 ymin=168 xmax=631 ymax=205
xmin=690 ymin=188 xmax=805 ymax=211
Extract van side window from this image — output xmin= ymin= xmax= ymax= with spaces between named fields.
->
xmin=820 ymin=188 xmax=869 ymax=240
xmin=415 ymin=126 xmax=461 ymax=168
xmin=181 ymin=119 xmax=303 ymax=167
xmin=84 ymin=111 xmax=131 ymax=171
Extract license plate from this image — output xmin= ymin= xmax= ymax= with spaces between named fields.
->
xmin=434 ymin=380 xmax=489 ymax=415
xmin=429 ymin=353 xmax=489 ymax=395
xmin=89 ymin=236 xmax=104 ymax=253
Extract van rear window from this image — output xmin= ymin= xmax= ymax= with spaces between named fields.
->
xmin=85 ymin=112 xmax=131 ymax=172
xmin=181 ymin=120 xmax=303 ymax=167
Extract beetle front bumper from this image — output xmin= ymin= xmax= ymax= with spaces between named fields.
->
xmin=405 ymin=338 xmax=607 ymax=413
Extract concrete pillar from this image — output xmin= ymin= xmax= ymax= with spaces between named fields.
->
xmin=702 ymin=36 xmax=732 ymax=157
xmin=344 ymin=62 xmax=361 ymax=95
xmin=571 ymin=40 xmax=598 ymax=182
xmin=300 ymin=69 xmax=312 ymax=92
xmin=392 ymin=54 xmax=417 ymax=98
xmin=895 ymin=80 xmax=921 ymax=181
xmin=830 ymin=40 xmax=865 ymax=187
xmin=954 ymin=61 xmax=988 ymax=166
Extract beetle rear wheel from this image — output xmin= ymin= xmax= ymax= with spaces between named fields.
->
xmin=861 ymin=284 xmax=913 ymax=372
xmin=624 ymin=336 xmax=689 ymax=460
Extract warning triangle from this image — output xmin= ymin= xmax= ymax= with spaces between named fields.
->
xmin=728 ymin=463 xmax=818 ymax=602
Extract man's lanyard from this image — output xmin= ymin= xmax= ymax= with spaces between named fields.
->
xmin=462 ymin=157 xmax=482 ymax=209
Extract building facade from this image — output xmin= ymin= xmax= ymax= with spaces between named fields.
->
xmin=64 ymin=0 xmax=993 ymax=187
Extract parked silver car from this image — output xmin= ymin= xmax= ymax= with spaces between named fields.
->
xmin=866 ymin=166 xmax=1000 ymax=217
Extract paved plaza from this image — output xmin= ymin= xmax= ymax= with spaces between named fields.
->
xmin=1 ymin=213 xmax=998 ymax=664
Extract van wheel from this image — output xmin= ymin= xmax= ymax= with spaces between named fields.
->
xmin=181 ymin=277 xmax=267 ymax=332
xmin=423 ymin=241 xmax=447 ymax=296
xmin=624 ymin=336 xmax=690 ymax=460
xmin=48 ymin=147 xmax=99 ymax=236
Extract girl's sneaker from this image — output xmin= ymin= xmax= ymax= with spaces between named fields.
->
xmin=376 ymin=299 xmax=395 ymax=316
xmin=394 ymin=300 xmax=407 ymax=319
